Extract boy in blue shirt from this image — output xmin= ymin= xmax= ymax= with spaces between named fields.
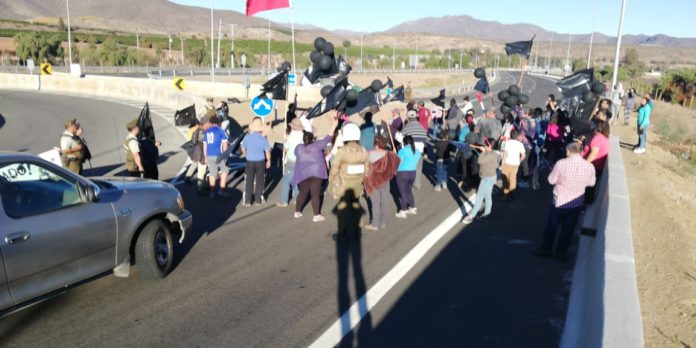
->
xmin=203 ymin=116 xmax=230 ymax=198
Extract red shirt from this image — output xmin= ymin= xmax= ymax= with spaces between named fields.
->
xmin=417 ymin=108 xmax=431 ymax=131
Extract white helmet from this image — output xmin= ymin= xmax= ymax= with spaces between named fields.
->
xmin=341 ymin=123 xmax=361 ymax=142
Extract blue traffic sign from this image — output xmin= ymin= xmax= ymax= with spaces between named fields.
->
xmin=288 ymin=73 xmax=297 ymax=86
xmin=250 ymin=95 xmax=275 ymax=118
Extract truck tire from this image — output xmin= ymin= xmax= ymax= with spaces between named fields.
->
xmin=135 ymin=219 xmax=174 ymax=280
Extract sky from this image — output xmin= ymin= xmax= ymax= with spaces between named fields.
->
xmin=170 ymin=0 xmax=696 ymax=38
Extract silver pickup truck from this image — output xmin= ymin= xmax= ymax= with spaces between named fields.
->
xmin=0 ymin=152 xmax=192 ymax=315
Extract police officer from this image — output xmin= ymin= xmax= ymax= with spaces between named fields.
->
xmin=124 ymin=119 xmax=145 ymax=177
xmin=58 ymin=118 xmax=84 ymax=174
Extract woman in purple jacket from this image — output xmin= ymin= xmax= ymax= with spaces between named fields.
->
xmin=292 ymin=118 xmax=338 ymax=222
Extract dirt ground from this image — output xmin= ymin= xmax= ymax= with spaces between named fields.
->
xmin=613 ymin=102 xmax=696 ymax=347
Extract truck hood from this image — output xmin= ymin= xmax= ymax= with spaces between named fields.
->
xmin=89 ymin=176 xmax=176 ymax=192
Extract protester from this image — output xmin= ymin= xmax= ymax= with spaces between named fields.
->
xmin=241 ymin=117 xmax=271 ymax=205
xmin=610 ymin=83 xmax=624 ymax=126
xmin=58 ymin=118 xmax=84 ymax=174
xmin=360 ymin=112 xmax=376 ymax=151
xmin=624 ymin=88 xmax=636 ymax=126
xmin=634 ymin=96 xmax=651 ymax=154
xmin=400 ymin=110 xmax=428 ymax=189
xmin=598 ymin=98 xmax=613 ymax=121
xmin=329 ymin=123 xmax=369 ymax=229
xmin=500 ymin=129 xmax=526 ymax=200
xmin=434 ymin=131 xmax=451 ymax=192
xmin=198 ymin=97 xmax=216 ymax=118
xmin=446 ymin=98 xmax=463 ymax=140
xmin=123 ymin=119 xmax=144 ymax=177
xmin=203 ymin=116 xmax=231 ymax=199
xmin=292 ymin=117 xmax=339 ymax=221
xmin=363 ymin=135 xmax=401 ymax=231
xmin=531 ymin=143 xmax=596 ymax=260
xmin=405 ymin=81 xmax=413 ymax=102
xmin=277 ymin=118 xmax=304 ymax=207
xmin=461 ymin=96 xmax=474 ymax=115
xmin=545 ymin=112 xmax=564 ymax=165
xmin=416 ymin=101 xmax=431 ymax=132
xmin=457 ymin=112 xmax=475 ymax=142
xmin=477 ymin=110 xmax=502 ymax=141
xmin=462 ymin=137 xmax=500 ymax=224
xmin=395 ymin=135 xmax=421 ymax=218
xmin=476 ymin=90 xmax=485 ymax=111
xmin=184 ymin=117 xmax=208 ymax=192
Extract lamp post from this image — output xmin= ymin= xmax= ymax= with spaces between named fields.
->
xmin=66 ymin=0 xmax=73 ymax=69
xmin=209 ymin=0 xmax=215 ymax=82
xmin=611 ymin=0 xmax=627 ymax=90
xmin=587 ymin=0 xmax=597 ymax=69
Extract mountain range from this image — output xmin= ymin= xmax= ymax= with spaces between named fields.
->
xmin=1 ymin=0 xmax=694 ymax=48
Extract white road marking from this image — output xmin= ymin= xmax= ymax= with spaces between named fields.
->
xmin=309 ymin=194 xmax=476 ymax=348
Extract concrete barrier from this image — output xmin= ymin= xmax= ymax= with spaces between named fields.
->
xmin=560 ymin=136 xmax=643 ymax=348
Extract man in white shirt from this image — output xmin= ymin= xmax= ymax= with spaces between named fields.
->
xmin=501 ymin=129 xmax=526 ymax=200
xmin=460 ymin=96 xmax=474 ymax=115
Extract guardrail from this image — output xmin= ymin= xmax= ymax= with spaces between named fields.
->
xmin=560 ymin=136 xmax=643 ymax=348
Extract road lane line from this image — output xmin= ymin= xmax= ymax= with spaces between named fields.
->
xmin=309 ymin=194 xmax=476 ymax=348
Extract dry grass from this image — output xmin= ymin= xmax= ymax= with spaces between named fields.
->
xmin=651 ymin=101 xmax=696 ymax=173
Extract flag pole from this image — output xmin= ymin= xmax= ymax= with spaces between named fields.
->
xmin=267 ymin=18 xmax=271 ymax=74
xmin=290 ymin=1 xmax=297 ymax=75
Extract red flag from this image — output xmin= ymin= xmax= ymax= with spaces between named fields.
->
xmin=246 ymin=0 xmax=290 ymax=16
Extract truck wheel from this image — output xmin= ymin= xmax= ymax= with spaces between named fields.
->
xmin=135 ymin=219 xmax=174 ymax=279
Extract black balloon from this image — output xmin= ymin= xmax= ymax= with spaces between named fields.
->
xmin=314 ymin=37 xmax=326 ymax=51
xmin=500 ymin=104 xmax=512 ymax=115
xmin=346 ymin=89 xmax=359 ymax=103
xmin=591 ymin=81 xmax=605 ymax=94
xmin=371 ymin=79 xmax=383 ymax=92
xmin=310 ymin=50 xmax=322 ymax=64
xmin=507 ymin=84 xmax=520 ymax=96
xmin=323 ymin=42 xmax=335 ymax=55
xmin=474 ymin=67 xmax=486 ymax=79
xmin=498 ymin=90 xmax=510 ymax=102
xmin=280 ymin=61 xmax=291 ymax=72
xmin=504 ymin=95 xmax=519 ymax=107
xmin=320 ymin=85 xmax=333 ymax=97
xmin=518 ymin=94 xmax=529 ymax=105
xmin=583 ymin=91 xmax=598 ymax=104
xmin=318 ymin=55 xmax=333 ymax=72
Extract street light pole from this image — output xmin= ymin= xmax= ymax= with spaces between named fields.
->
xmin=209 ymin=0 xmax=215 ymax=82
xmin=360 ymin=34 xmax=364 ymax=71
xmin=611 ymin=0 xmax=627 ymax=90
xmin=587 ymin=0 xmax=597 ymax=69
xmin=66 ymin=0 xmax=73 ymax=68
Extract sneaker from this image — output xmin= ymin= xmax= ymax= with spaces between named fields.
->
xmin=462 ymin=216 xmax=474 ymax=224
xmin=253 ymin=202 xmax=263 ymax=207
xmin=634 ymin=148 xmax=646 ymax=154
xmin=312 ymin=215 xmax=326 ymax=222
xmin=434 ymin=186 xmax=442 ymax=192
xmin=395 ymin=211 xmax=408 ymax=219
xmin=294 ymin=212 xmax=303 ymax=218
xmin=363 ymin=224 xmax=379 ymax=231
xmin=218 ymin=189 xmax=231 ymax=198
xmin=243 ymin=203 xmax=252 ymax=207
xmin=276 ymin=202 xmax=289 ymax=208
xmin=380 ymin=224 xmax=387 ymax=229
xmin=407 ymin=207 xmax=418 ymax=215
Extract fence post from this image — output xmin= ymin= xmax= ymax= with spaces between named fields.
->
xmin=690 ymin=96 xmax=694 ymax=109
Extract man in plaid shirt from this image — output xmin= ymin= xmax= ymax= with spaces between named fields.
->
xmin=531 ymin=142 xmax=596 ymax=260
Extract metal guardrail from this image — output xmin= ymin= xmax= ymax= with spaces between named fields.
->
xmin=560 ymin=136 xmax=644 ymax=348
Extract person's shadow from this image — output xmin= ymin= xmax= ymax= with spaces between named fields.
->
xmin=332 ymin=189 xmax=373 ymax=347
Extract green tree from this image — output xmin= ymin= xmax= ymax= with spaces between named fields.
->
xmin=622 ymin=48 xmax=640 ymax=66
xmin=57 ymin=17 xmax=67 ymax=32
xmin=13 ymin=32 xmax=64 ymax=64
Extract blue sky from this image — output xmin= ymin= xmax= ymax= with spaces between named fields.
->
xmin=170 ymin=0 xmax=695 ymax=38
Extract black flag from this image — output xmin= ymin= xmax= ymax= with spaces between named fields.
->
xmin=259 ymin=70 xmax=288 ymax=100
xmin=386 ymin=76 xmax=394 ymax=88
xmin=174 ymin=104 xmax=196 ymax=126
xmin=473 ymin=78 xmax=490 ymax=94
xmin=431 ymin=89 xmax=446 ymax=108
xmin=306 ymin=77 xmax=350 ymax=119
xmin=345 ymin=88 xmax=382 ymax=117
xmin=137 ymin=102 xmax=156 ymax=141
xmin=383 ymin=85 xmax=405 ymax=104
xmin=504 ymin=37 xmax=534 ymax=58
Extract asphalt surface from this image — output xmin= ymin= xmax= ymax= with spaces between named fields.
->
xmin=0 ymin=72 xmax=573 ymax=347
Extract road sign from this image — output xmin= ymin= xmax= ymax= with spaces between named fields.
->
xmin=173 ymin=77 xmax=185 ymax=91
xmin=288 ymin=73 xmax=297 ymax=86
xmin=40 ymin=63 xmax=52 ymax=75
xmin=27 ymin=59 xmax=35 ymax=74
xmin=250 ymin=95 xmax=275 ymax=118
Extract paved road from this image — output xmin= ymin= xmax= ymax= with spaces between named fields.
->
xmin=0 ymin=90 xmax=188 ymax=180
xmin=0 ymin=72 xmax=573 ymax=347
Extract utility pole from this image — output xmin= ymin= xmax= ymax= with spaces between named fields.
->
xmin=209 ymin=0 xmax=215 ymax=82
xmin=459 ymin=49 xmax=463 ymax=70
xmin=547 ymin=32 xmax=554 ymax=70
xmin=267 ymin=18 xmax=271 ymax=74
xmin=360 ymin=34 xmax=364 ymax=71
xmin=66 ymin=0 xmax=73 ymax=68
xmin=415 ymin=43 xmax=418 ymax=70
xmin=181 ymin=36 xmax=185 ymax=65
xmin=230 ymin=24 xmax=235 ymax=69
xmin=566 ymin=32 xmax=572 ymax=72
xmin=168 ymin=35 xmax=172 ymax=60
xmin=216 ymin=19 xmax=222 ymax=68
xmin=136 ymin=32 xmax=139 ymax=49
xmin=392 ymin=42 xmax=396 ymax=70
xmin=611 ymin=0 xmax=627 ymax=90
xmin=587 ymin=0 xmax=597 ymax=69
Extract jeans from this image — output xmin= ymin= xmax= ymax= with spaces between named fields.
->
xmin=638 ymin=126 xmax=648 ymax=149
xmin=296 ymin=177 xmax=322 ymax=215
xmin=244 ymin=160 xmax=266 ymax=204
xmin=279 ymin=162 xmax=298 ymax=204
xmin=435 ymin=159 xmax=447 ymax=186
xmin=468 ymin=176 xmax=496 ymax=217
xmin=540 ymin=205 xmax=583 ymax=255
xmin=368 ymin=184 xmax=390 ymax=227
xmin=396 ymin=171 xmax=416 ymax=210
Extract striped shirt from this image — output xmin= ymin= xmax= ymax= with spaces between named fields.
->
xmin=548 ymin=155 xmax=596 ymax=208
xmin=400 ymin=121 xmax=429 ymax=143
